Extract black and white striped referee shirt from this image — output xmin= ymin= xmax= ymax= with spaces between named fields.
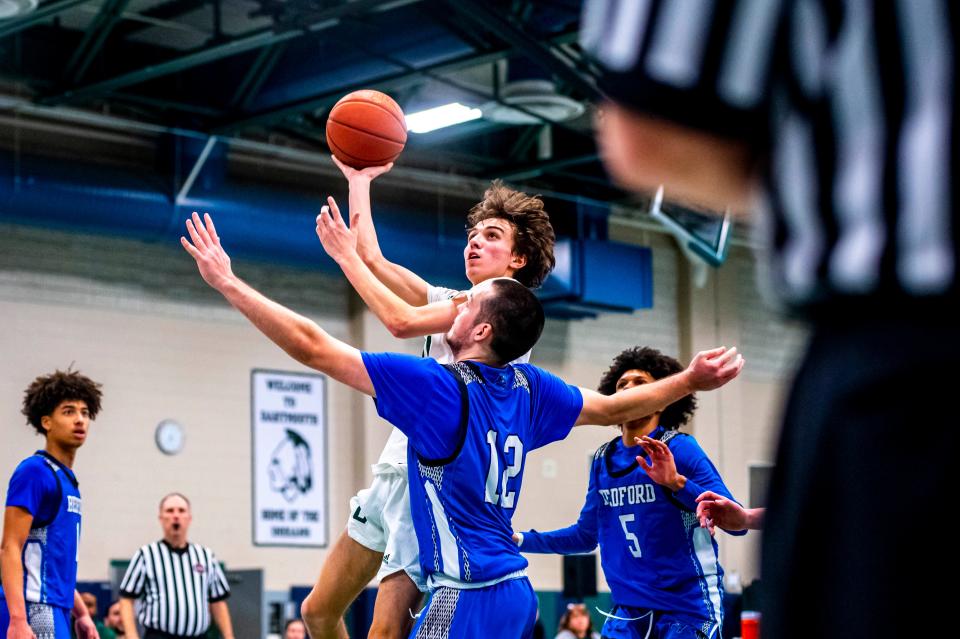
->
xmin=582 ymin=0 xmax=960 ymax=315
xmin=119 ymin=540 xmax=230 ymax=637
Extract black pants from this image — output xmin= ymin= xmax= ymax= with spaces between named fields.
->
xmin=762 ymin=313 xmax=959 ymax=638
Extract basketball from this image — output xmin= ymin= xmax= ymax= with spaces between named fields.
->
xmin=325 ymin=90 xmax=407 ymax=169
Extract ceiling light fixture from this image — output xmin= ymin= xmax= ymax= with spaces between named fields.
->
xmin=0 ymin=0 xmax=38 ymax=19
xmin=405 ymin=102 xmax=482 ymax=134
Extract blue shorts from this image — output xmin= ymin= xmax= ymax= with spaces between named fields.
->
xmin=0 ymin=601 xmax=72 ymax=639
xmin=600 ymin=605 xmax=716 ymax=639
xmin=410 ymin=577 xmax=537 ymax=639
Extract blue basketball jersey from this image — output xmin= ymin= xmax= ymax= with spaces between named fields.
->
xmin=361 ymin=353 xmax=583 ymax=589
xmin=521 ymin=428 xmax=744 ymax=634
xmin=0 ymin=452 xmax=82 ymax=610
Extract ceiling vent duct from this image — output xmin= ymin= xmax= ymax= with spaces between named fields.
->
xmin=482 ymin=79 xmax=585 ymax=125
xmin=0 ymin=0 xmax=37 ymax=19
xmin=481 ymin=59 xmax=585 ymax=125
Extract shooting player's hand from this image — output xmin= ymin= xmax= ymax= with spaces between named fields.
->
xmin=331 ymin=155 xmax=393 ymax=182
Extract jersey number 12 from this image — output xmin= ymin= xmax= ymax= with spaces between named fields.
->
xmin=485 ymin=430 xmax=523 ymax=508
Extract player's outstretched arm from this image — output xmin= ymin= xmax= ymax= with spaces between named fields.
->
xmin=331 ymin=155 xmax=431 ymax=306
xmin=514 ymin=469 xmax=601 ymax=555
xmin=575 ymin=347 xmax=744 ymax=427
xmin=512 ymin=521 xmax=597 ymax=555
xmin=181 ymin=212 xmax=373 ymax=396
xmin=317 ymin=198 xmax=460 ymax=338
xmin=1 ymin=506 xmax=38 ymax=639
xmin=696 ymin=491 xmax=764 ymax=533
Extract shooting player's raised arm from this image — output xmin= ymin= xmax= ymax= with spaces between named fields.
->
xmin=331 ymin=156 xmax=431 ymax=306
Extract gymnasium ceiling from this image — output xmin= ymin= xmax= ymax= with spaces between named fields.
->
xmin=0 ymin=0 xmax=635 ymax=208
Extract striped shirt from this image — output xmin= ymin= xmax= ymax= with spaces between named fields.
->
xmin=582 ymin=0 xmax=960 ymax=315
xmin=118 ymin=541 xmax=230 ymax=637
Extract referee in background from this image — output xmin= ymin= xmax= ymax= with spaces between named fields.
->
xmin=579 ymin=1 xmax=959 ymax=638
xmin=118 ymin=493 xmax=234 ymax=639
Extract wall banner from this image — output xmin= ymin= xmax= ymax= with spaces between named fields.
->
xmin=251 ymin=369 xmax=327 ymax=547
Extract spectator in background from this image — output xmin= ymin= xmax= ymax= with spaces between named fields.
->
xmin=117 ymin=493 xmax=234 ymax=639
xmin=283 ymin=619 xmax=306 ymax=639
xmin=104 ymin=601 xmax=125 ymax=638
xmin=555 ymin=604 xmax=599 ymax=639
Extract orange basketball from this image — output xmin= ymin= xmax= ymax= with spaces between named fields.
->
xmin=326 ymin=90 xmax=407 ymax=169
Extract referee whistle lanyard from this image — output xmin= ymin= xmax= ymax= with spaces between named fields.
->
xmin=595 ymin=607 xmax=654 ymax=639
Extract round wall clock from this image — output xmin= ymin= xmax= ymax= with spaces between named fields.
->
xmin=155 ymin=419 xmax=185 ymax=455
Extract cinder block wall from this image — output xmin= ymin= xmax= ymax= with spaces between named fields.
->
xmin=1 ymin=223 xmax=803 ymax=592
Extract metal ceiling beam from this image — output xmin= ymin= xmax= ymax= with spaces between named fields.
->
xmin=507 ymin=125 xmax=544 ymax=161
xmin=334 ymin=18 xmax=591 ymax=138
xmin=445 ymin=0 xmax=600 ymax=100
xmin=111 ymin=92 xmax=224 ymax=116
xmin=107 ymin=0 xmax=207 ymax=41
xmin=213 ymin=49 xmax=499 ymax=134
xmin=485 ymin=152 xmax=599 ymax=182
xmin=274 ymin=124 xmax=329 ymax=151
xmin=62 ymin=0 xmax=133 ymax=83
xmin=552 ymin=169 xmax=620 ymax=190
xmin=41 ymin=27 xmax=293 ymax=105
xmin=0 ymin=0 xmax=91 ymax=40
xmin=1 ymin=90 xmax=643 ymax=219
xmin=40 ymin=0 xmax=424 ymax=106
xmin=216 ymin=28 xmax=580 ymax=135
xmin=228 ymin=43 xmax=287 ymax=110
xmin=427 ymin=6 xmax=496 ymax=52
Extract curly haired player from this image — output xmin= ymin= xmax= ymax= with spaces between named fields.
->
xmin=515 ymin=347 xmax=744 ymax=639
xmin=1 ymin=370 xmax=103 ymax=639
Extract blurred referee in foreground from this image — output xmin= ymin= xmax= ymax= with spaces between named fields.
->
xmin=580 ymin=1 xmax=959 ymax=637
xmin=118 ymin=494 xmax=234 ymax=639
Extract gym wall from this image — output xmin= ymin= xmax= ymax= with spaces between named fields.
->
xmin=0 ymin=220 xmax=804 ymax=592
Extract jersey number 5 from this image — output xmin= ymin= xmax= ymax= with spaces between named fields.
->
xmin=619 ymin=514 xmax=642 ymax=558
xmin=485 ymin=430 xmax=523 ymax=508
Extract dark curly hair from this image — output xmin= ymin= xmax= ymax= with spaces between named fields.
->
xmin=597 ymin=346 xmax=696 ymax=430
xmin=466 ymin=180 xmax=556 ymax=289
xmin=22 ymin=369 xmax=103 ymax=436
